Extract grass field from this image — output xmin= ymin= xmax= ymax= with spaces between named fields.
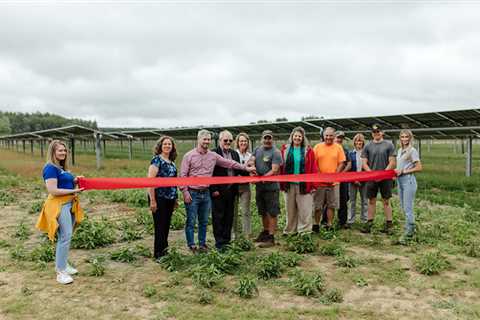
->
xmin=0 ymin=141 xmax=479 ymax=320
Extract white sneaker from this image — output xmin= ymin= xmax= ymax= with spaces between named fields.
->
xmin=56 ymin=271 xmax=74 ymax=285
xmin=65 ymin=264 xmax=78 ymax=275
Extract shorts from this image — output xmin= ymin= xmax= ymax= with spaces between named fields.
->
xmin=366 ymin=180 xmax=393 ymax=199
xmin=314 ymin=185 xmax=339 ymax=210
xmin=255 ymin=189 xmax=280 ymax=217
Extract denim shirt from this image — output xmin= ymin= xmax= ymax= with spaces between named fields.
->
xmin=151 ymin=155 xmax=178 ymax=200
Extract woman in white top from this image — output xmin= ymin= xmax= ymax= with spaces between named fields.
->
xmin=234 ymin=132 xmax=252 ymax=237
xmin=395 ymin=129 xmax=422 ymax=243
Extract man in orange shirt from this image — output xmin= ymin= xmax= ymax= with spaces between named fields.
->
xmin=313 ymin=127 xmax=347 ymax=231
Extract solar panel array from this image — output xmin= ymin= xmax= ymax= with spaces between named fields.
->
xmin=1 ymin=108 xmax=479 ymax=141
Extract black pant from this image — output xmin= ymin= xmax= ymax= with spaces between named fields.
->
xmin=338 ymin=182 xmax=349 ymax=226
xmin=152 ymin=197 xmax=175 ymax=258
xmin=211 ymin=188 xmax=236 ymax=249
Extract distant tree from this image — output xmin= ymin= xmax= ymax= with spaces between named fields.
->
xmin=257 ymin=120 xmax=269 ymax=124
xmin=0 ymin=111 xmax=98 ymax=133
xmin=275 ymin=117 xmax=288 ymax=122
xmin=0 ymin=116 xmax=11 ymax=135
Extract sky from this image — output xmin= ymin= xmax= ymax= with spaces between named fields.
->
xmin=1 ymin=1 xmax=479 ymax=128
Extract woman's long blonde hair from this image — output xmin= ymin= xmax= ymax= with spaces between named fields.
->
xmin=46 ymin=140 xmax=69 ymax=170
xmin=399 ymin=129 xmax=414 ymax=149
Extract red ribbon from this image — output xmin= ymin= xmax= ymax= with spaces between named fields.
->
xmin=78 ymin=170 xmax=395 ymax=191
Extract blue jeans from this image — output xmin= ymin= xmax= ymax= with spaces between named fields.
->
xmin=56 ymin=202 xmax=75 ymax=271
xmin=397 ymin=174 xmax=417 ymax=235
xmin=185 ymin=190 xmax=211 ymax=247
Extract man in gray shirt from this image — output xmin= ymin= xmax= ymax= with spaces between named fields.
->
xmin=361 ymin=124 xmax=396 ymax=234
xmin=251 ymin=130 xmax=283 ymax=247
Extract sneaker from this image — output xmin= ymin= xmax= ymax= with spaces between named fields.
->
xmin=188 ymin=245 xmax=198 ymax=254
xmin=56 ymin=271 xmax=74 ymax=285
xmin=312 ymin=224 xmax=320 ymax=234
xmin=198 ymin=245 xmax=209 ymax=253
xmin=65 ymin=264 xmax=78 ymax=275
xmin=258 ymin=235 xmax=275 ymax=248
xmin=254 ymin=230 xmax=269 ymax=243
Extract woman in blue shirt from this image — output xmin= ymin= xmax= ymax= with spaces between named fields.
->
xmin=147 ymin=136 xmax=178 ymax=259
xmin=41 ymin=140 xmax=84 ymax=285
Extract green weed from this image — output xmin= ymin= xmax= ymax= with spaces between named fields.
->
xmin=191 ymin=264 xmax=224 ymax=288
xmin=87 ymin=255 xmax=107 ymax=276
xmin=335 ymin=255 xmax=360 ymax=268
xmin=282 ymin=252 xmax=303 ymax=267
xmin=320 ymin=288 xmax=344 ymax=304
xmin=30 ymin=241 xmax=55 ymax=263
xmin=119 ymin=219 xmax=143 ymax=242
xmin=198 ymin=290 xmax=214 ymax=304
xmin=0 ymin=190 xmax=16 ymax=206
xmin=234 ymin=276 xmax=259 ymax=299
xmin=13 ymin=220 xmax=31 ymax=241
xmin=319 ymin=242 xmax=345 ymax=257
xmin=110 ymin=247 xmax=137 ymax=263
xmin=158 ymin=247 xmax=187 ymax=272
xmin=143 ymin=285 xmax=157 ymax=298
xmin=289 ymin=270 xmax=325 ymax=297
xmin=28 ymin=200 xmax=44 ymax=215
xmin=9 ymin=244 xmax=28 ymax=261
xmin=285 ymin=233 xmax=317 ymax=254
xmin=71 ymin=217 xmax=116 ymax=249
xmin=415 ymin=251 xmax=451 ymax=275
xmin=257 ymin=252 xmax=284 ymax=280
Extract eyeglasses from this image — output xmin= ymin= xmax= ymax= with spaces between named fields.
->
xmin=223 ymin=139 xmax=233 ymax=143
xmin=372 ymin=130 xmax=380 ymax=134
xmin=263 ymin=136 xmax=272 ymax=140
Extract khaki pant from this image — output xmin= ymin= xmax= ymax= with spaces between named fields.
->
xmin=284 ymin=184 xmax=313 ymax=234
xmin=233 ymin=189 xmax=252 ymax=238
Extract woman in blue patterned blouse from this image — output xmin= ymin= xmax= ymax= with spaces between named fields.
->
xmin=147 ymin=136 xmax=178 ymax=259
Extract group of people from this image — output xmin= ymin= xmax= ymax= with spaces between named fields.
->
xmin=36 ymin=124 xmax=422 ymax=284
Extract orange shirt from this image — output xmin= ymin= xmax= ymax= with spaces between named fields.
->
xmin=313 ymin=143 xmax=346 ymax=186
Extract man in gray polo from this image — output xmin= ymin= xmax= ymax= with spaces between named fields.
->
xmin=251 ymin=130 xmax=283 ymax=247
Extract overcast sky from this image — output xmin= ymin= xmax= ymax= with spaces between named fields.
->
xmin=1 ymin=1 xmax=479 ymax=128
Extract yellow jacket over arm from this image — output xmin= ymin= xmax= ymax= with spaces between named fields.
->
xmin=36 ymin=194 xmax=84 ymax=241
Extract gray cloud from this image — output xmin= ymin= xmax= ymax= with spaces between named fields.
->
xmin=1 ymin=3 xmax=479 ymax=128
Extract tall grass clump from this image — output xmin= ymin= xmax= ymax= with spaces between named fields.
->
xmin=415 ymin=251 xmax=451 ymax=275
xmin=285 ymin=233 xmax=317 ymax=254
xmin=71 ymin=217 xmax=116 ymax=249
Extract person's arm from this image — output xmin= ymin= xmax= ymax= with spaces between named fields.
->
xmin=403 ymin=160 xmax=422 ymax=174
xmin=362 ymin=158 xmax=371 ymax=172
xmin=179 ymin=153 xmax=192 ymax=203
xmin=343 ymin=160 xmax=352 ymax=172
xmin=147 ymin=164 xmax=159 ymax=212
xmin=386 ymin=156 xmax=396 ymax=170
xmin=215 ymin=153 xmax=255 ymax=172
xmin=45 ymin=179 xmax=83 ymax=196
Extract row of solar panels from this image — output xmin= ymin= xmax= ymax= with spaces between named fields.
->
xmin=1 ymin=108 xmax=480 ymax=141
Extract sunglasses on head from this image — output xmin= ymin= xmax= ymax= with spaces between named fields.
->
xmin=223 ymin=139 xmax=233 ymax=143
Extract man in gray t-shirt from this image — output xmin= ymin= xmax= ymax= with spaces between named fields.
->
xmin=361 ymin=124 xmax=396 ymax=234
xmin=251 ymin=130 xmax=283 ymax=247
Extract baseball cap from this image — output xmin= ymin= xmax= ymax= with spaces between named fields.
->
xmin=371 ymin=124 xmax=382 ymax=131
xmin=262 ymin=130 xmax=273 ymax=138
xmin=335 ymin=130 xmax=345 ymax=138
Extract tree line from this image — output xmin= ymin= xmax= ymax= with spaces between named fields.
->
xmin=0 ymin=111 xmax=98 ymax=135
